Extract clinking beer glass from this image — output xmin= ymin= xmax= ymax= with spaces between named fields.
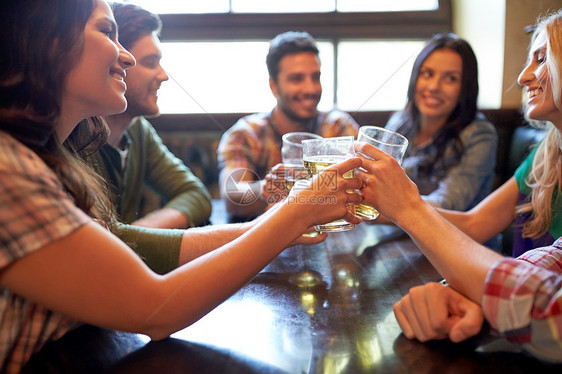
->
xmin=355 ymin=126 xmax=408 ymax=220
xmin=301 ymin=136 xmax=356 ymax=232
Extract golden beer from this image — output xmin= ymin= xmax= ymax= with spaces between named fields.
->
xmin=303 ymin=155 xmax=355 ymax=232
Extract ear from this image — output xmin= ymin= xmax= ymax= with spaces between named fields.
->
xmin=269 ymin=77 xmax=278 ymax=97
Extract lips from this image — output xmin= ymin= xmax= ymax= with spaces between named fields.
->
xmin=527 ymin=87 xmax=542 ymax=99
xmin=421 ymin=94 xmax=443 ymax=107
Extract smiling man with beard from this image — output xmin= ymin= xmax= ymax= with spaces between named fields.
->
xmin=217 ymin=31 xmax=359 ymax=222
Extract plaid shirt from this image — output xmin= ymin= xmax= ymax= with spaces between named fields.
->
xmin=217 ymin=110 xmax=359 ymax=180
xmin=0 ymin=132 xmax=89 ymax=373
xmin=483 ymin=237 xmax=562 ymax=362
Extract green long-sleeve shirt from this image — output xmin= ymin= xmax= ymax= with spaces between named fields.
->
xmin=112 ymin=223 xmax=182 ymax=275
xmin=88 ymin=117 xmax=212 ymax=226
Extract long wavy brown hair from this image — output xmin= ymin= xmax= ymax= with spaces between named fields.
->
xmin=0 ymin=0 xmax=114 ymax=224
xmin=516 ymin=10 xmax=562 ymax=239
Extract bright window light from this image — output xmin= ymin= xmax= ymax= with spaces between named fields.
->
xmin=158 ymin=41 xmax=334 ymax=114
xmin=123 ymin=0 xmax=229 ymax=14
xmin=337 ymin=41 xmax=424 ymax=112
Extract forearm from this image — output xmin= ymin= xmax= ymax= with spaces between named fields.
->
xmin=165 ymin=187 xmax=212 ymax=226
xmin=436 ymin=177 xmax=519 ymax=243
xmin=132 ymin=207 xmax=189 ymax=229
xmin=178 ymin=221 xmax=254 ymax=264
xmin=145 ymin=201 xmax=311 ymax=338
xmin=396 ymin=201 xmax=503 ymax=302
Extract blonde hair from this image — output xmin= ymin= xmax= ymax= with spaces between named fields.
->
xmin=516 ymin=10 xmax=562 ymax=239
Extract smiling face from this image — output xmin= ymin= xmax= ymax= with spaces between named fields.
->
xmin=269 ymin=52 xmax=322 ymax=122
xmin=122 ymin=32 xmax=169 ymax=117
xmin=518 ymin=30 xmax=562 ymax=128
xmin=414 ymin=48 xmax=463 ymax=127
xmin=61 ymin=0 xmax=135 ymax=139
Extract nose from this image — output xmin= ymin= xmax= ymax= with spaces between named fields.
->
xmin=517 ymin=61 xmax=533 ymax=87
xmin=303 ymin=76 xmax=322 ymax=95
xmin=158 ymin=65 xmax=169 ymax=83
xmin=119 ymin=46 xmax=136 ymax=70
xmin=427 ymin=75 xmax=441 ymax=91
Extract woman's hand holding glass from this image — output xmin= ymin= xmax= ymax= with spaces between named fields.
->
xmin=302 ymin=136 xmax=361 ymax=232
xmin=288 ymin=156 xmax=363 ymax=230
xmin=355 ymin=126 xmax=409 ymax=221
xmin=354 ymin=142 xmax=423 ymax=225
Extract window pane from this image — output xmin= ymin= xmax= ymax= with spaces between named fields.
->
xmin=337 ymin=0 xmax=438 ymax=12
xmin=232 ymin=0 xmax=335 ymax=13
xmin=125 ymin=0 xmax=229 ymax=14
xmin=158 ymin=42 xmax=334 ymax=114
xmin=337 ymin=41 xmax=424 ymax=113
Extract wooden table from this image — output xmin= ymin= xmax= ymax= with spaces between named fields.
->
xmin=23 ymin=219 xmax=562 ymax=373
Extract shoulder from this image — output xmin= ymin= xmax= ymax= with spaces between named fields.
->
xmin=220 ymin=113 xmax=271 ymax=145
xmin=385 ymin=111 xmax=408 ymax=130
xmin=0 ymin=132 xmax=51 ymax=176
xmin=128 ymin=116 xmax=156 ymax=135
xmin=322 ymin=110 xmax=357 ymax=125
xmin=460 ymin=115 xmax=498 ymax=142
xmin=229 ymin=113 xmax=270 ymax=133
xmin=319 ymin=110 xmax=359 ymax=136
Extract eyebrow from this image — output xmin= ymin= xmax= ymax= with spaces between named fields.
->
xmin=93 ymin=16 xmax=117 ymax=30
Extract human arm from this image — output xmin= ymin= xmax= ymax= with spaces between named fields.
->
xmin=435 ymin=177 xmax=519 ymax=243
xmin=481 ymin=244 xmax=562 ymax=362
xmin=355 ymin=142 xmax=503 ymax=302
xmin=131 ymin=119 xmax=212 ymax=228
xmin=422 ymin=121 xmax=498 ymax=211
xmin=1 ymin=158 xmax=362 ymax=340
xmin=216 ymin=123 xmax=270 ymax=219
xmin=393 ymin=282 xmax=484 ymax=342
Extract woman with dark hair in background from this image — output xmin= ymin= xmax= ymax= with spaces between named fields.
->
xmin=386 ymin=33 xmax=498 ymax=211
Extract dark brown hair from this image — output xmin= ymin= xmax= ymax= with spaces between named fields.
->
xmin=0 ymin=0 xmax=114 ymax=223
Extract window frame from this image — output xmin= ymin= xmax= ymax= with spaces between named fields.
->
xmin=151 ymin=0 xmax=452 ymax=129
xmin=159 ymin=0 xmax=451 ymax=41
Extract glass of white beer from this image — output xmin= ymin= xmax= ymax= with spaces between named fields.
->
xmin=355 ymin=126 xmax=408 ymax=220
xmin=281 ymin=132 xmax=322 ymax=191
xmin=301 ymin=136 xmax=356 ymax=232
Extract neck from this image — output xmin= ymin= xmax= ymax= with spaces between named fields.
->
xmin=105 ymin=112 xmax=136 ymax=147
xmin=271 ymin=106 xmax=315 ymax=135
xmin=416 ymin=116 xmax=446 ymax=146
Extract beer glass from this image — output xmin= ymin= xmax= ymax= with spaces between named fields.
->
xmin=282 ymin=132 xmax=322 ymax=191
xmin=302 ymin=136 xmax=356 ymax=232
xmin=355 ymin=126 xmax=408 ymax=220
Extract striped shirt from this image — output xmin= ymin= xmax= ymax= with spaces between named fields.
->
xmin=0 ymin=132 xmax=90 ymax=373
xmin=483 ymin=237 xmax=562 ymax=362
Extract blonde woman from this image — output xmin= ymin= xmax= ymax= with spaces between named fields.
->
xmin=356 ymin=10 xmax=562 ymax=362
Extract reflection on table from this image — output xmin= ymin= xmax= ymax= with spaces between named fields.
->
xmin=23 ymin=212 xmax=562 ymax=373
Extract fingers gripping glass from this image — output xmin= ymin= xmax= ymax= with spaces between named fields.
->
xmin=355 ymin=126 xmax=408 ymax=220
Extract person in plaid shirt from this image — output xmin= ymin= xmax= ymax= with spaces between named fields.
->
xmin=356 ymin=10 xmax=562 ymax=362
xmin=217 ymin=31 xmax=359 ymax=222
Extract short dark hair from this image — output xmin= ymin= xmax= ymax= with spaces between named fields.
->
xmin=266 ymin=31 xmax=319 ymax=82
xmin=110 ymin=2 xmax=162 ymax=50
